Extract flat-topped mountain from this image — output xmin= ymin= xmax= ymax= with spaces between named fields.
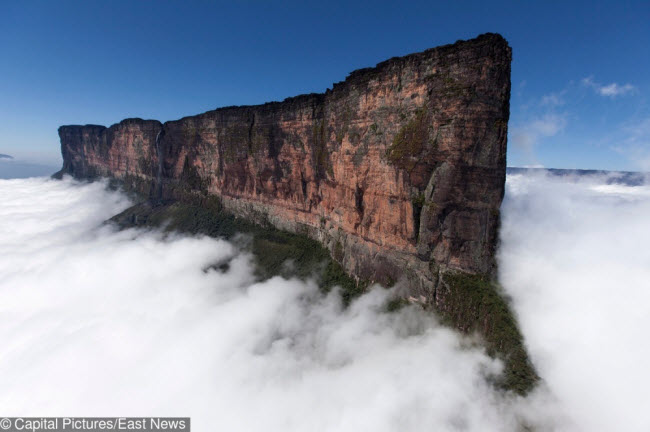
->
xmin=56 ymin=33 xmax=537 ymax=393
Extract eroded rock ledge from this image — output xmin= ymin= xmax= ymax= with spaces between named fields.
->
xmin=56 ymin=33 xmax=537 ymax=393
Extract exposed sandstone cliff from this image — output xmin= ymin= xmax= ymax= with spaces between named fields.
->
xmin=56 ymin=33 xmax=536 ymax=392
xmin=58 ymin=33 xmax=509 ymax=287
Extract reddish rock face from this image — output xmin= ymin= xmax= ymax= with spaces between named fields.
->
xmin=57 ymin=33 xmax=511 ymax=299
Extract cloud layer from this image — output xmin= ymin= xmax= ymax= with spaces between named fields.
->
xmin=0 ymin=178 xmax=544 ymax=431
xmin=2 ymin=173 xmax=649 ymax=430
xmin=500 ymin=172 xmax=650 ymax=431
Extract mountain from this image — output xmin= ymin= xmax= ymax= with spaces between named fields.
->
xmin=54 ymin=33 xmax=537 ymax=393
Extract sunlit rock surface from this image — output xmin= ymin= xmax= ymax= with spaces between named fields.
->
xmin=56 ymin=34 xmax=535 ymax=392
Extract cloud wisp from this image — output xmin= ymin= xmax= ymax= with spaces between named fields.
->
xmin=0 ymin=177 xmax=554 ymax=431
xmin=610 ymin=117 xmax=650 ymax=172
xmin=582 ymin=76 xmax=636 ymax=98
xmin=510 ymin=113 xmax=567 ymax=166
xmin=540 ymin=91 xmax=566 ymax=107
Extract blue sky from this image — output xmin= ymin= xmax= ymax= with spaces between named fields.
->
xmin=1 ymin=0 xmax=648 ymax=171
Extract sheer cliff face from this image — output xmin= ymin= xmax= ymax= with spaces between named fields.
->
xmin=57 ymin=34 xmax=511 ymax=298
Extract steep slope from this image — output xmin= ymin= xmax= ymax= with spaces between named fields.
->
xmin=56 ymin=33 xmax=536 ymax=392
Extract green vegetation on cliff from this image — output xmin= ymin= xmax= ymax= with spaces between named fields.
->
xmin=385 ymin=106 xmax=431 ymax=171
xmin=109 ymin=196 xmax=537 ymax=395
xmin=109 ymin=199 xmax=364 ymax=305
xmin=440 ymin=272 xmax=539 ymax=394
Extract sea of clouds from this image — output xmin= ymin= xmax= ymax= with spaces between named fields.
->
xmin=499 ymin=172 xmax=650 ymax=431
xmin=0 ymin=173 xmax=648 ymax=431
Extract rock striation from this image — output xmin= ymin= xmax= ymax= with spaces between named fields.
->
xmin=56 ymin=33 xmax=535 ymax=392
xmin=58 ymin=33 xmax=510 ymax=293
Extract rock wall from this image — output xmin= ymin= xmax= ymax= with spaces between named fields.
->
xmin=57 ymin=33 xmax=511 ymax=301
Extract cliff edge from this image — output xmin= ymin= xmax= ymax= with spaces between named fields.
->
xmin=56 ymin=33 xmax=537 ymax=393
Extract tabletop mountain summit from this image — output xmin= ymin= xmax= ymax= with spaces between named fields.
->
xmin=56 ymin=33 xmax=536 ymax=393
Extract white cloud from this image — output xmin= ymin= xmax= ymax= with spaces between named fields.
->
xmin=530 ymin=114 xmax=567 ymax=136
xmin=510 ymin=113 xmax=567 ymax=166
xmin=582 ymin=76 xmax=636 ymax=97
xmin=610 ymin=117 xmax=650 ymax=171
xmin=599 ymin=83 xmax=635 ymax=97
xmin=0 ymin=177 xmax=559 ymax=431
xmin=540 ymin=91 xmax=565 ymax=107
xmin=4 ymin=174 xmax=650 ymax=430
xmin=500 ymin=172 xmax=650 ymax=431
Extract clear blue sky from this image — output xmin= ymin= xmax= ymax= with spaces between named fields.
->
xmin=1 ymin=0 xmax=648 ymax=171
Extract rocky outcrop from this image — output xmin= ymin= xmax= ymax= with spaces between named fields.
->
xmin=56 ymin=33 xmax=536 ymax=393
xmin=57 ymin=33 xmax=510 ymax=297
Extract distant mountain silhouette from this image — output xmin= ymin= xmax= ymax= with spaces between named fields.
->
xmin=0 ymin=158 xmax=59 ymax=179
xmin=507 ymin=167 xmax=647 ymax=186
